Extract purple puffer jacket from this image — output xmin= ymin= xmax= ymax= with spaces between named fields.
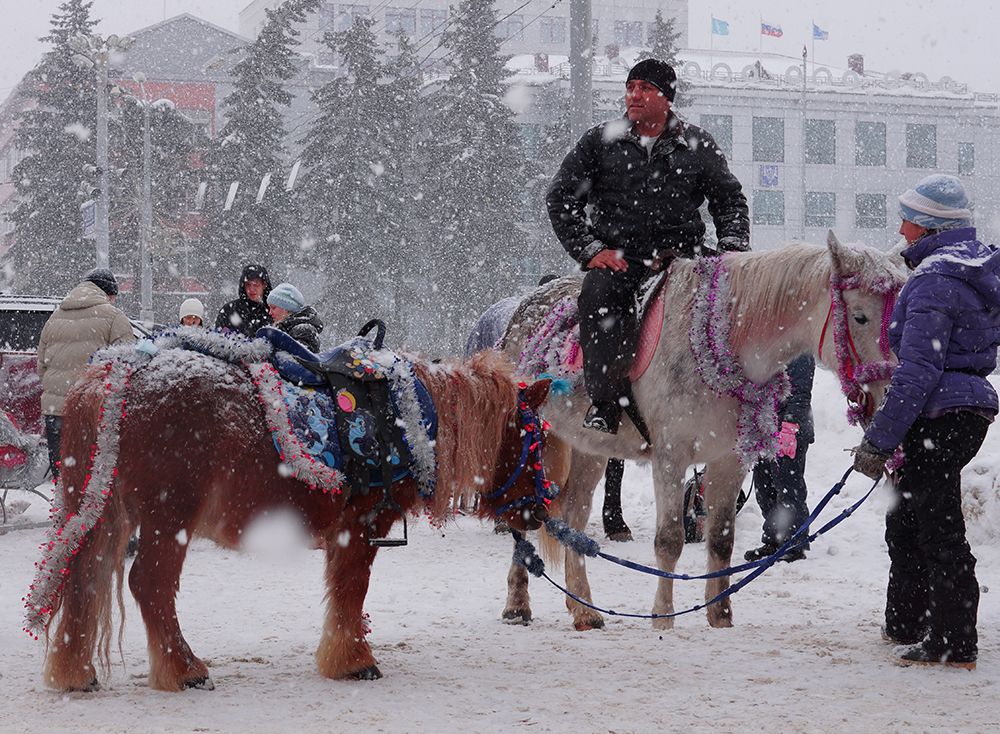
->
xmin=865 ymin=228 xmax=1000 ymax=452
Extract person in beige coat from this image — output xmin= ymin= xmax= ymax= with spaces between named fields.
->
xmin=37 ymin=268 xmax=135 ymax=477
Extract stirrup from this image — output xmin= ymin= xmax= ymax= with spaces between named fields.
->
xmin=369 ymin=512 xmax=407 ymax=548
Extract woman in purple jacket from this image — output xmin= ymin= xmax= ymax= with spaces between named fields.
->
xmin=853 ymin=174 xmax=1000 ymax=670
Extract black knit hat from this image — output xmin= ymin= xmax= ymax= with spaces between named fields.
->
xmin=626 ymin=59 xmax=677 ymax=102
xmin=83 ymin=268 xmax=119 ymax=297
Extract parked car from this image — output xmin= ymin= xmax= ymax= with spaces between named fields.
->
xmin=0 ymin=295 xmax=149 ymax=494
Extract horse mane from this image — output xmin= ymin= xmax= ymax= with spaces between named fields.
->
xmin=411 ymin=351 xmax=519 ymax=522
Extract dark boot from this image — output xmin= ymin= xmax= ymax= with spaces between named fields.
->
xmin=897 ymin=643 xmax=976 ymax=670
xmin=743 ymin=543 xmax=806 ymax=563
xmin=601 ymin=458 xmax=632 ymax=541
xmin=583 ymin=402 xmax=621 ymax=434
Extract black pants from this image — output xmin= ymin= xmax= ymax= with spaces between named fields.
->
xmin=44 ymin=414 xmax=62 ymax=480
xmin=752 ymin=442 xmax=811 ymax=546
xmin=885 ymin=411 xmax=989 ymax=659
xmin=578 ymin=264 xmax=650 ymax=404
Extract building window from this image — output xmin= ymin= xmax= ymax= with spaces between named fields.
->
xmin=495 ymin=14 xmax=524 ymax=41
xmin=539 ymin=17 xmax=566 ymax=44
xmin=385 ymin=7 xmax=416 ymax=34
xmin=906 ymin=123 xmax=937 ymax=168
xmin=805 ymin=119 xmax=835 ymax=164
xmin=753 ymin=117 xmax=784 ymax=162
xmin=856 ymin=194 xmax=886 ymax=229
xmin=319 ymin=2 xmax=337 ymax=30
xmin=958 ymin=142 xmax=975 ymax=175
xmin=419 ymin=9 xmax=447 ymax=36
xmin=334 ymin=4 xmax=368 ymax=30
xmin=753 ymin=190 xmax=785 ymax=225
xmin=805 ymin=192 xmax=836 ymax=228
xmin=614 ymin=20 xmax=643 ymax=46
xmin=855 ymin=121 xmax=886 ymax=166
xmin=700 ymin=114 xmax=732 ymax=158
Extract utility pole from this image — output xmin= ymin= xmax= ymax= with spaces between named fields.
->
xmin=800 ymin=45 xmax=808 ymax=240
xmin=136 ymin=75 xmax=155 ymax=326
xmin=568 ymin=0 xmax=593 ymax=140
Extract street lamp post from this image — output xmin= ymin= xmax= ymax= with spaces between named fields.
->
xmin=135 ymin=74 xmax=155 ymax=326
xmin=69 ymin=33 xmax=134 ymax=271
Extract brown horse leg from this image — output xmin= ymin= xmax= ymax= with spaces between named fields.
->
xmin=560 ymin=451 xmax=607 ymax=631
xmin=129 ymin=523 xmax=210 ymax=691
xmin=316 ymin=514 xmax=391 ymax=680
xmin=650 ymin=457 xmax=687 ymax=630
xmin=700 ymin=455 xmax=745 ymax=628
xmin=502 ymin=559 xmax=532 ymax=624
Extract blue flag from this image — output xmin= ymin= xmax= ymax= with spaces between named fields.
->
xmin=711 ymin=16 xmax=730 ymax=36
xmin=813 ymin=23 xmax=829 ymax=40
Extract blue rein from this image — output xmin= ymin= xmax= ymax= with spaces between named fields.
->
xmin=512 ymin=466 xmax=881 ymax=620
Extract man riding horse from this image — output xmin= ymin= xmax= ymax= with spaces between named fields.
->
xmin=546 ymin=59 xmax=751 ymax=433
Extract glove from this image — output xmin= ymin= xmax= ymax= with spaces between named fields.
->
xmin=717 ymin=236 xmax=750 ymax=253
xmin=852 ymin=440 xmax=892 ymax=480
xmin=776 ymin=421 xmax=798 ymax=459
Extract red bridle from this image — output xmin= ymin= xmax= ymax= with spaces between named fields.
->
xmin=818 ymin=274 xmax=898 ymax=424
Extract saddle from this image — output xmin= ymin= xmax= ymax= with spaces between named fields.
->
xmin=259 ymin=319 xmax=419 ymax=547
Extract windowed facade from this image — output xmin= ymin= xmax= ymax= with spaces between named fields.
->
xmin=700 ymin=114 xmax=733 ymax=158
xmin=752 ymin=117 xmax=784 ymax=162
xmin=539 ymin=17 xmax=566 ymax=44
xmin=906 ymin=123 xmax=937 ymax=168
xmin=855 ymin=121 xmax=886 ymax=166
xmin=495 ymin=14 xmax=524 ymax=40
xmin=385 ymin=7 xmax=416 ymax=34
xmin=805 ymin=192 xmax=836 ymax=228
xmin=614 ymin=20 xmax=643 ymax=46
xmin=856 ymin=194 xmax=887 ymax=229
xmin=753 ymin=190 xmax=785 ymax=225
xmin=419 ymin=8 xmax=447 ymax=36
xmin=805 ymin=119 xmax=836 ymax=164
xmin=958 ymin=142 xmax=975 ymax=175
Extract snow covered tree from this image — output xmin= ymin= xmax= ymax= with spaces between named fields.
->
xmin=418 ymin=0 xmax=528 ymax=350
xmin=637 ymin=9 xmax=692 ymax=106
xmin=202 ymin=0 xmax=317 ymax=287
xmin=8 ymin=0 xmax=98 ymax=294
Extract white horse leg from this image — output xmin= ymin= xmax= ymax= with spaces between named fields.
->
xmin=560 ymin=450 xmax=608 ymax=630
xmin=700 ymin=454 xmax=747 ymax=628
xmin=650 ymin=455 xmax=688 ymax=630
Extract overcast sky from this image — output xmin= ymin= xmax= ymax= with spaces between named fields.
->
xmin=1 ymin=0 xmax=998 ymax=97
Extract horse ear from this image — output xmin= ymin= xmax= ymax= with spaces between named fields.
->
xmin=886 ymin=236 xmax=908 ymax=271
xmin=522 ymin=378 xmax=551 ymax=411
xmin=827 ymin=230 xmax=856 ymax=276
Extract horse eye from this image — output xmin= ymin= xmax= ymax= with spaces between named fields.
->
xmin=853 ymin=314 xmax=869 ymax=325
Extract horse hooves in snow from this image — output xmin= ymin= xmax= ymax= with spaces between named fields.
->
xmin=352 ymin=665 xmax=383 ymax=681
xmin=605 ymin=529 xmax=633 ymax=542
xmin=184 ymin=675 xmax=215 ymax=690
xmin=69 ymin=678 xmax=101 ymax=693
xmin=573 ymin=617 xmax=605 ymax=631
xmin=501 ymin=608 xmax=532 ymax=625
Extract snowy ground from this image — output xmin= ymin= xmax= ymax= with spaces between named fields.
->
xmin=2 ymin=369 xmax=1000 ymax=733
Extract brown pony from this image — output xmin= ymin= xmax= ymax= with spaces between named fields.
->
xmin=32 ymin=347 xmax=553 ymax=692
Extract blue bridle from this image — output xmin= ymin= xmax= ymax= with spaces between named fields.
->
xmin=483 ymin=390 xmax=560 ymax=518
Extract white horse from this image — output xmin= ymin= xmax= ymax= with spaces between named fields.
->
xmin=501 ymin=234 xmax=906 ymax=630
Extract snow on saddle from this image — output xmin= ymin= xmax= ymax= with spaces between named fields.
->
xmin=258 ymin=325 xmax=437 ymax=500
xmin=508 ymin=271 xmax=668 ymax=388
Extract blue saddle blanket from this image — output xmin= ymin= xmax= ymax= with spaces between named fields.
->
xmin=259 ymin=328 xmax=438 ymax=493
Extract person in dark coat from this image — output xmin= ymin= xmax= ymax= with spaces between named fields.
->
xmin=215 ymin=264 xmax=273 ymax=337
xmin=744 ymin=355 xmax=815 ymax=563
xmin=546 ymin=58 xmax=750 ymax=433
xmin=267 ymin=282 xmax=324 ymax=352
xmin=853 ymin=174 xmax=999 ymax=670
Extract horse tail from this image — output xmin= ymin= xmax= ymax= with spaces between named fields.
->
xmin=43 ymin=369 xmax=131 ymax=690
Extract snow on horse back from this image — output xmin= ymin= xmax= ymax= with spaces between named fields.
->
xmin=499 ymin=233 xmax=906 ymax=632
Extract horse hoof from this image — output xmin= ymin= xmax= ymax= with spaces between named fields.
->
xmin=502 ymin=609 xmax=532 ymax=625
xmin=69 ymin=678 xmax=101 ymax=693
xmin=184 ymin=675 xmax=215 ymax=690
xmin=605 ymin=529 xmax=633 ymax=542
xmin=352 ymin=665 xmax=382 ymax=681
xmin=573 ymin=616 xmax=605 ymax=631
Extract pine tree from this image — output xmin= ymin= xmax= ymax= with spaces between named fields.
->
xmin=203 ymin=0 xmax=318 ymax=287
xmin=8 ymin=0 xmax=98 ymax=294
xmin=419 ymin=0 xmax=528 ymax=350
xmin=638 ymin=9 xmax=692 ymax=106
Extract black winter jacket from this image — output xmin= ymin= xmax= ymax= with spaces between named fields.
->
xmin=215 ymin=264 xmax=273 ymax=338
xmin=547 ymin=116 xmax=750 ymax=265
xmin=276 ymin=305 xmax=324 ymax=352
xmin=781 ymin=355 xmax=816 ymax=443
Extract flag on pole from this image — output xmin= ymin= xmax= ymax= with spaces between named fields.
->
xmin=760 ymin=21 xmax=782 ymax=37
xmin=812 ymin=23 xmax=829 ymax=40
xmin=711 ymin=16 xmax=730 ymax=36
